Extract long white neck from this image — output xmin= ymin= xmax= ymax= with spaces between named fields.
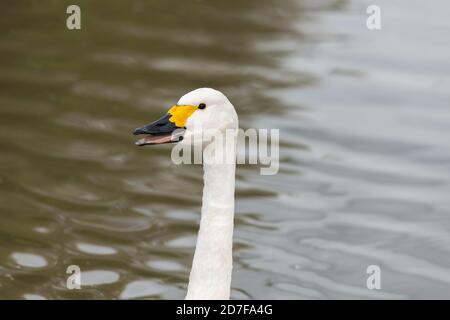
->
xmin=185 ymin=135 xmax=236 ymax=300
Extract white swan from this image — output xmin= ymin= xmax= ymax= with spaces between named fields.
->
xmin=133 ymin=88 xmax=238 ymax=300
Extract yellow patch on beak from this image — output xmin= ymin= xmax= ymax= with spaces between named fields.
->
xmin=167 ymin=105 xmax=198 ymax=127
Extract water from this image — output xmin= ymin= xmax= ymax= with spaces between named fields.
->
xmin=1 ymin=0 xmax=450 ymax=299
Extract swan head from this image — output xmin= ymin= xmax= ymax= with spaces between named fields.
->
xmin=133 ymin=88 xmax=238 ymax=146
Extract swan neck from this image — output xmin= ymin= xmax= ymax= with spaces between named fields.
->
xmin=185 ymin=137 xmax=236 ymax=300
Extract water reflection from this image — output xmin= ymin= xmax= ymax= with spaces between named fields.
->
xmin=1 ymin=0 xmax=450 ymax=299
xmin=81 ymin=271 xmax=120 ymax=286
xmin=23 ymin=294 xmax=47 ymax=300
xmin=76 ymin=243 xmax=117 ymax=255
xmin=11 ymin=253 xmax=48 ymax=269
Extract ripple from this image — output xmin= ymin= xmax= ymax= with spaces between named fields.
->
xmin=11 ymin=253 xmax=47 ymax=268
xmin=2 ymin=0 xmax=450 ymax=300
xmin=34 ymin=226 xmax=50 ymax=234
xmin=274 ymin=282 xmax=324 ymax=299
xmin=81 ymin=270 xmax=120 ymax=286
xmin=302 ymin=238 xmax=450 ymax=284
xmin=71 ymin=82 xmax=132 ymax=103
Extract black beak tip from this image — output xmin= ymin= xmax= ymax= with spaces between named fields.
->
xmin=133 ymin=128 xmax=144 ymax=135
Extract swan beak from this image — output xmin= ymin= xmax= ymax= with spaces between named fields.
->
xmin=133 ymin=113 xmax=185 ymax=146
xmin=134 ymin=105 xmax=198 ymax=146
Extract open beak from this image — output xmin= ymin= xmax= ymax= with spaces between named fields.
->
xmin=134 ymin=105 xmax=198 ymax=146
xmin=133 ymin=113 xmax=185 ymax=146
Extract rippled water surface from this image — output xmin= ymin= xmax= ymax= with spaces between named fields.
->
xmin=1 ymin=0 xmax=450 ymax=299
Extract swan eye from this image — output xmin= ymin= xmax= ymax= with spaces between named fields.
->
xmin=198 ymin=103 xmax=206 ymax=110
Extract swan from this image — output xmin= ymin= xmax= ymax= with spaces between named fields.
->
xmin=133 ymin=88 xmax=238 ymax=300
